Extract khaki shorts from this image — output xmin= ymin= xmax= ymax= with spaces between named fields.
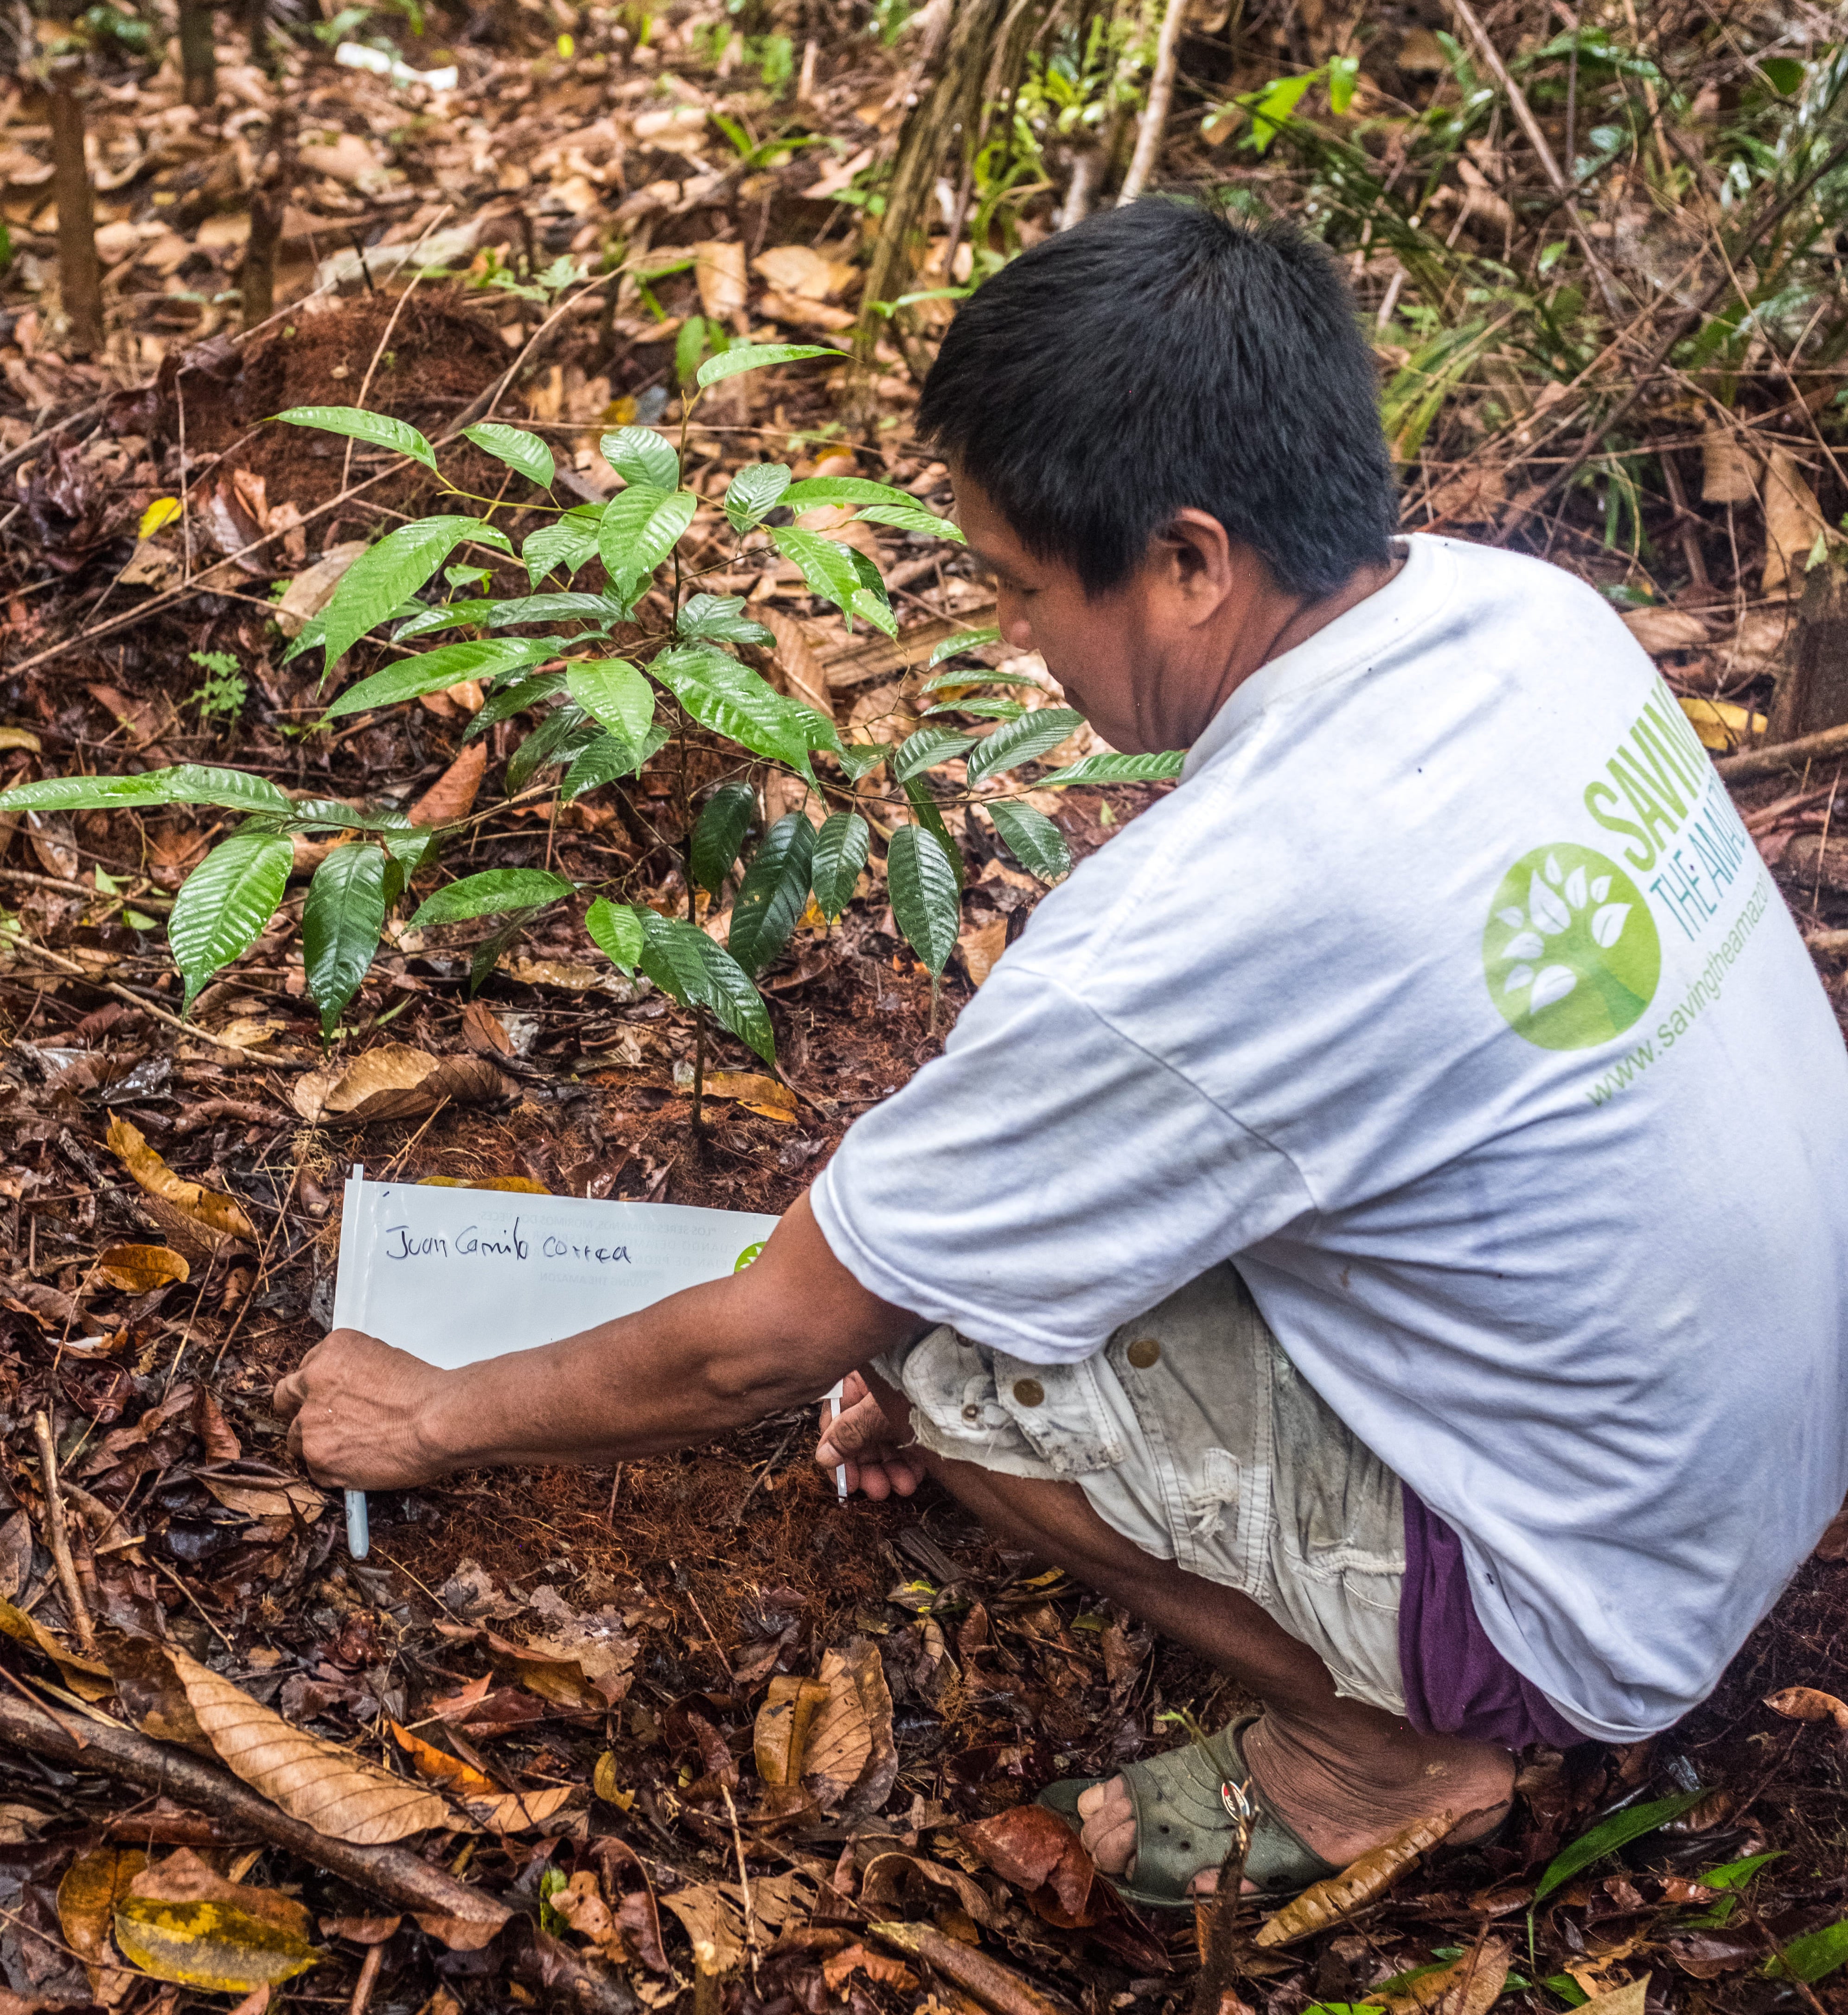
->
xmin=875 ymin=1263 xmax=1408 ymax=1715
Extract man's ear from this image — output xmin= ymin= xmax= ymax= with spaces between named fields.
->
xmin=1153 ymin=508 xmax=1241 ymax=625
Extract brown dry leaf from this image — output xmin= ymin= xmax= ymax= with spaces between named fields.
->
xmin=1816 ymin=1504 xmax=1848 ymax=1562
xmin=406 ymin=744 xmax=487 ymax=829
xmin=755 ymin=1677 xmax=831 ymax=1786
xmin=1765 ymin=1685 xmax=1848 ymax=1730
xmin=291 ymin=1046 xmax=511 ymax=1125
xmin=1577 ymin=1980 xmax=1649 ymax=2015
xmin=823 ymin=1945 xmax=919 ymax=1993
xmin=165 ymin=1645 xmax=452 ymax=1843
xmin=694 ymin=240 xmax=748 ymax=324
xmin=548 ymin=1869 xmax=629 ymax=1962
xmin=753 ymin=244 xmax=857 ymax=302
xmin=659 ymin=1881 xmax=744 ymax=1977
xmin=458 ymin=999 xmax=514 ymax=1057
xmin=804 ymin=1637 xmax=896 ymax=1817
xmin=860 ymin=1851 xmax=1009 ymax=1932
xmin=958 ymin=917 xmax=1008 ymax=988
xmin=1621 ymin=607 xmax=1709 ymax=655
xmin=1701 ymin=431 xmax=1757 ymax=504
xmin=95 ymin=1243 xmax=190 ymax=1293
xmin=461 ymin=1785 xmax=578 ymax=1831
xmin=57 ymin=1845 xmax=145 ymax=2006
xmin=115 ymin=1849 xmax=319 ymax=1994
xmin=1762 ymin=446 xmax=1825 ymax=595
xmin=1424 ymin=463 xmax=1507 ymax=525
xmin=388 ymin=1720 xmax=497 ymax=1795
xmin=1254 ymin=1810 xmax=1455 ymax=1946
xmin=1376 ymin=1937 xmax=1511 ymax=2015
xmin=751 ymin=606 xmax=835 ymax=715
xmin=0 ymin=1514 xmax=31 ymax=1603
xmin=275 ymin=542 xmax=367 ymax=638
xmin=758 ymin=289 xmax=857 ymax=334
xmin=26 ymin=810 xmax=78 ymax=879
xmin=198 ymin=1475 xmax=324 ymax=1525
xmin=106 ymin=1118 xmax=256 ymax=1243
xmin=962 ymin=1804 xmax=1100 ymax=1926
xmin=496 ymin=955 xmax=618 ymax=992
xmin=704 ymin=1071 xmax=796 ymax=1114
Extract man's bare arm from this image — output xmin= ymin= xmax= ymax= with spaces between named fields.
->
xmin=272 ymin=1192 xmax=924 ymax=1489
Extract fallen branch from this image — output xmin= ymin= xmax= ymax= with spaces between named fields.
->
xmin=1117 ymin=0 xmax=1185 ymax=207
xmin=1716 ymin=717 xmax=1848 ymax=784
xmin=0 ymin=1685 xmax=638 ymax=2012
xmin=32 ymin=1411 xmax=96 ymax=1653
xmin=870 ymin=1920 xmax=1068 ymax=2015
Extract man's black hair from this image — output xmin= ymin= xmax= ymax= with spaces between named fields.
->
xmin=917 ymin=199 xmax=1397 ymax=598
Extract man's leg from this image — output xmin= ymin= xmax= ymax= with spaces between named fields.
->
xmin=863 ymin=1372 xmax=1513 ymax=1892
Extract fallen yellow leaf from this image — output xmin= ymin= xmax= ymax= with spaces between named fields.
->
xmin=0 ymin=726 xmax=42 ymax=752
xmin=137 ymin=497 xmax=183 ymax=540
xmin=96 ymin=1243 xmax=191 ymax=1294
xmin=57 ymin=1845 xmax=146 ymax=2006
xmin=114 ymin=1849 xmax=319 ymax=1994
xmin=704 ymin=1071 xmax=796 ymax=1113
xmin=105 ymin=1119 xmax=256 ymax=1244
xmin=1680 ymin=694 xmax=1768 ymax=751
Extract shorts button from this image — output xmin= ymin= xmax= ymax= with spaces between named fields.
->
xmin=1126 ymin=1338 xmax=1161 ymax=1370
xmin=962 ymin=1403 xmax=982 ymax=1422
xmin=1012 ymin=1378 xmax=1045 ymax=1408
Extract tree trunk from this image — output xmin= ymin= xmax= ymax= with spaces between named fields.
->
xmin=241 ymin=101 xmax=294 ymax=329
xmin=47 ymin=55 xmax=103 ymax=360
xmin=1118 ymin=0 xmax=1187 ymax=205
xmin=179 ymin=0 xmax=217 ymax=108
xmin=247 ymin=0 xmax=269 ymax=71
xmin=1770 ymin=559 xmax=1848 ymax=743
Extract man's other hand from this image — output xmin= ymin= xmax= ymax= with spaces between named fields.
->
xmin=273 ymin=1330 xmax=449 ymax=1489
xmin=817 ymin=1370 xmax=926 ymax=1500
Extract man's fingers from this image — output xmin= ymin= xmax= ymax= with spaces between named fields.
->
xmin=822 ymin=1393 xmax=895 ymax=1458
xmin=272 ymin=1371 xmax=305 ymax=1420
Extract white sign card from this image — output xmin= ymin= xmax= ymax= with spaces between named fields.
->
xmin=331 ymin=1173 xmax=780 ymax=1556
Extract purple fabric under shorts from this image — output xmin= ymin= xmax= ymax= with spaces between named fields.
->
xmin=1399 ymin=1485 xmax=1589 ymax=1752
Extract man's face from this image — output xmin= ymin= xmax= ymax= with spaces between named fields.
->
xmin=952 ymin=475 xmax=1158 ymax=753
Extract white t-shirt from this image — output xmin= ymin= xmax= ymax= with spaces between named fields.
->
xmin=812 ymin=535 xmax=1848 ymax=1743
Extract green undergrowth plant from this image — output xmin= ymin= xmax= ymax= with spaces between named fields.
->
xmin=0 ymin=344 xmax=1180 ymax=1100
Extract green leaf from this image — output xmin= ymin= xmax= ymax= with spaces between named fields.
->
xmin=562 ymin=722 xmax=668 ymax=801
xmin=597 ymin=485 xmax=698 ymax=601
xmin=274 ymin=404 xmax=438 ymax=473
xmin=1327 ymin=51 xmax=1359 ymax=112
xmin=926 ymin=626 xmax=1003 ymax=669
xmin=677 ymin=593 xmax=774 ymax=648
xmin=395 ymin=598 xmax=497 ymax=641
xmin=887 ymin=824 xmax=960 ymax=977
xmin=322 ymin=638 xmax=554 ymax=720
xmin=490 ymin=592 xmax=627 ymax=630
xmin=462 ymin=668 xmax=569 ymax=741
xmin=728 ymin=811 xmax=815 ymax=975
xmin=833 ymin=744 xmax=889 ymax=783
xmin=892 ymin=726 xmax=978 ymax=781
xmin=0 ymin=764 xmax=292 ymax=817
xmin=505 ymin=705 xmax=596 ymax=794
xmin=637 ymin=912 xmax=776 ymax=1064
xmin=920 ymin=668 xmax=1042 ymax=695
xmin=986 ymin=797 xmax=1071 ymax=883
xmin=1037 ymin=749 xmax=1187 ymax=787
xmin=302 ymin=842 xmax=389 ymax=1037
xmin=692 ymin=782 xmax=758 ymax=896
xmin=845 ymin=546 xmax=898 ymax=638
xmin=462 ymin=422 xmax=555 ymax=489
xmin=281 ymin=799 xmax=411 ymax=835
xmin=1700 ymin=1852 xmax=1784 ymax=1892
xmin=695 ymin=342 xmax=841 ymax=389
xmin=725 ymin=461 xmax=792 ymax=532
xmin=566 ymin=659 xmax=655 ymax=744
xmin=964 ymin=708 xmax=1084 ymax=784
xmin=810 ymin=810 xmax=870 ymax=920
xmin=523 ymin=512 xmax=602 ymax=587
xmin=468 ymin=910 xmax=537 ymax=998
xmin=1534 ymin=1791 xmax=1707 ymax=1905
xmin=1540 ymin=1978 xmax=1589 ymax=2009
xmin=780 ymin=476 xmax=918 ymax=511
xmin=601 ymin=425 xmax=679 ymax=490
xmin=771 ymin=525 xmax=862 ymax=614
xmin=167 ymin=832 xmax=294 ymax=1013
xmin=322 ymin=518 xmax=512 ymax=670
xmin=902 ymin=777 xmax=965 ymax=891
xmin=411 ymin=868 xmax=575 ymax=929
xmin=1766 ymin=1920 xmax=1848 ymax=1983
xmin=585 ymin=895 xmax=646 ymax=974
xmin=650 ymin=643 xmax=817 ymax=769
xmin=852 ymin=500 xmax=965 ymax=542
xmin=926 ymin=698 xmax=1026 ymax=721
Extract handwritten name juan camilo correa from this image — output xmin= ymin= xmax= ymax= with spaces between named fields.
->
xmin=382 ymin=1219 xmax=633 ymax=1267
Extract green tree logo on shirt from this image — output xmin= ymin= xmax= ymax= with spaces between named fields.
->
xmin=1482 ymin=844 xmax=1661 ymax=1050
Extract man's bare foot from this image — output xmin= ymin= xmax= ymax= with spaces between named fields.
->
xmin=1074 ymin=1717 xmax=1515 ymax=1898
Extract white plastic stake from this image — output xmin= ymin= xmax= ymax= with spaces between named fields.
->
xmin=824 ymin=1379 xmax=848 ymax=1501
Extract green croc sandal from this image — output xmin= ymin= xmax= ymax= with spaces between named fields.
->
xmin=1038 ymin=1715 xmax=1339 ymax=1911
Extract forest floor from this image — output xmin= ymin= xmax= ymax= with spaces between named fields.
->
xmin=1 ymin=0 xmax=1848 ymax=2011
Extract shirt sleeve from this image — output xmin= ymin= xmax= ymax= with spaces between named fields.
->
xmin=808 ymin=961 xmax=1316 ymax=1362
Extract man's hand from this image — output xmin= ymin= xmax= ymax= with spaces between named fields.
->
xmin=272 ymin=1330 xmax=451 ymax=1489
xmin=817 ymin=1370 xmax=927 ymax=1501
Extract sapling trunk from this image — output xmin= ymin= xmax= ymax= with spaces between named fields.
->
xmin=47 ymin=56 xmax=104 ymax=360
xmin=179 ymin=0 xmax=217 ymax=108
xmin=247 ymin=0 xmax=269 ymax=71
xmin=692 ymin=1007 xmax=708 ymax=1136
xmin=241 ymin=102 xmax=294 ymax=329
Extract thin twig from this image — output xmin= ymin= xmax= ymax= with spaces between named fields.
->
xmin=720 ymin=1783 xmax=761 ymax=1980
xmin=1117 ymin=0 xmax=1185 ymax=206
xmin=32 ymin=1410 xmax=96 ymax=1653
